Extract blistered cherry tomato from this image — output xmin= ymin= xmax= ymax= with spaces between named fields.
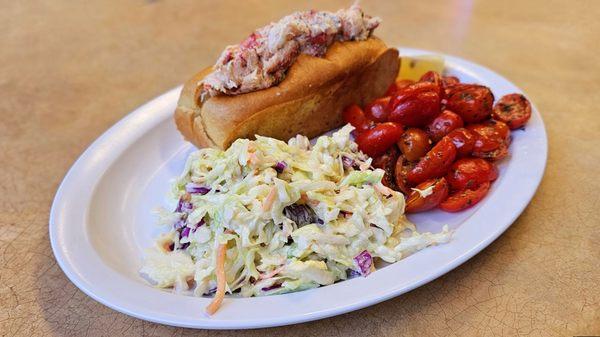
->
xmin=395 ymin=81 xmax=439 ymax=95
xmin=342 ymin=104 xmax=374 ymax=133
xmin=398 ymin=128 xmax=432 ymax=161
xmin=446 ymin=158 xmax=498 ymax=191
xmin=446 ymin=84 xmax=494 ymax=123
xmin=440 ymin=182 xmax=490 ymax=212
xmin=473 ymin=144 xmax=509 ymax=161
xmin=387 ymin=82 xmax=441 ymax=127
xmin=394 ymin=155 xmax=415 ymax=195
xmin=447 ymin=128 xmax=476 ymax=157
xmin=467 ymin=120 xmax=511 ymax=160
xmin=372 ymin=145 xmax=400 ymax=190
xmin=355 ymin=122 xmax=404 ymax=157
xmin=385 ymin=79 xmax=415 ymax=96
xmin=442 ymin=76 xmax=460 ymax=87
xmin=419 ymin=71 xmax=444 ymax=98
xmin=442 ymin=77 xmax=461 ymax=97
xmin=426 ymin=110 xmax=464 ymax=142
xmin=385 ymin=83 xmax=397 ymax=97
xmin=492 ymin=93 xmax=532 ymax=129
xmin=365 ymin=96 xmax=391 ymax=122
xmin=407 ymin=137 xmax=457 ymax=185
xmin=405 ymin=178 xmax=449 ymax=213
xmin=396 ymin=79 xmax=415 ymax=89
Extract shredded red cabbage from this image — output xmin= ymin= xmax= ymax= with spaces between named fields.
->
xmin=353 ymin=250 xmax=372 ymax=276
xmin=274 ymin=161 xmax=287 ymax=173
xmin=193 ymin=218 xmax=205 ymax=232
xmin=180 ymin=226 xmax=191 ymax=238
xmin=185 ymin=183 xmax=211 ymax=195
xmin=261 ymin=284 xmax=282 ymax=291
xmin=346 ymin=269 xmax=361 ymax=279
xmin=341 ymin=155 xmax=357 ymax=169
xmin=175 ymin=198 xmax=193 ymax=213
xmin=173 ymin=219 xmax=186 ymax=230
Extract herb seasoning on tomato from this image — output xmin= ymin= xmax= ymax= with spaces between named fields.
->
xmin=342 ymin=70 xmax=532 ymax=213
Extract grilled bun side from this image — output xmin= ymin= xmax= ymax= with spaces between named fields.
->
xmin=175 ymin=37 xmax=399 ymax=149
xmin=174 ymin=67 xmax=217 ymax=148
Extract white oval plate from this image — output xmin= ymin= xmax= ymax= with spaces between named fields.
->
xmin=50 ymin=48 xmax=547 ymax=329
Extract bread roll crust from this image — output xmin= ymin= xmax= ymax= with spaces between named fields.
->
xmin=174 ymin=37 xmax=399 ymax=149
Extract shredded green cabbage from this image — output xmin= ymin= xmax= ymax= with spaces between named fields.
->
xmin=141 ymin=124 xmax=451 ymax=296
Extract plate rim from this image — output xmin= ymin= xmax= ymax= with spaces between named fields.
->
xmin=49 ymin=47 xmax=548 ymax=329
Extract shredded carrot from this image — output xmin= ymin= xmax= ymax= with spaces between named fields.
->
xmin=205 ymin=243 xmax=227 ymax=315
xmin=262 ymin=186 xmax=277 ymax=211
xmin=248 ymin=152 xmax=258 ymax=166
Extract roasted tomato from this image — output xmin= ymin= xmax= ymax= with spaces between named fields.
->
xmin=371 ymin=145 xmax=400 ymax=190
xmin=385 ymin=79 xmax=416 ymax=96
xmin=492 ymin=93 xmax=532 ymax=129
xmin=405 ymin=178 xmax=449 ymax=213
xmin=355 ymin=122 xmax=404 ymax=157
xmin=440 ymin=182 xmax=491 ymax=212
xmin=447 ymin=128 xmax=477 ymax=157
xmin=425 ymin=110 xmax=464 ymax=142
xmin=394 ymin=155 xmax=415 ymax=195
xmin=446 ymin=84 xmax=494 ymax=123
xmin=342 ymin=104 xmax=374 ymax=133
xmin=407 ymin=137 xmax=457 ymax=185
xmin=396 ymin=79 xmax=415 ymax=90
xmin=385 ymin=83 xmax=398 ymax=97
xmin=365 ymin=96 xmax=391 ymax=122
xmin=419 ymin=71 xmax=444 ymax=98
xmin=388 ymin=82 xmax=441 ymax=127
xmin=442 ymin=76 xmax=461 ymax=97
xmin=467 ymin=120 xmax=511 ymax=160
xmin=446 ymin=158 xmax=498 ymax=191
xmin=473 ymin=144 xmax=509 ymax=161
xmin=442 ymin=76 xmax=460 ymax=87
xmin=397 ymin=128 xmax=432 ymax=161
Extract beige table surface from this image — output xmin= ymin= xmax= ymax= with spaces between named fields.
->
xmin=1 ymin=0 xmax=599 ymax=336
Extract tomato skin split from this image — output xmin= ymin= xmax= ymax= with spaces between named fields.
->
xmin=372 ymin=146 xmax=400 ymax=190
xmin=419 ymin=71 xmax=444 ymax=99
xmin=397 ymin=128 xmax=432 ymax=162
xmin=446 ymin=158 xmax=498 ymax=191
xmin=493 ymin=93 xmax=532 ymax=130
xmin=394 ymin=155 xmax=415 ymax=195
xmin=407 ymin=137 xmax=457 ymax=185
xmin=440 ymin=182 xmax=491 ymax=212
xmin=467 ymin=120 xmax=511 ymax=160
xmin=446 ymin=84 xmax=494 ymax=123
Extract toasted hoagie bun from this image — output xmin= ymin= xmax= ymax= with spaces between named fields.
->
xmin=175 ymin=37 xmax=399 ymax=149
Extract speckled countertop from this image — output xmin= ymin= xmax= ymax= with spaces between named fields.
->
xmin=1 ymin=0 xmax=599 ymax=336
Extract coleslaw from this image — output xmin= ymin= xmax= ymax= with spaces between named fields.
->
xmin=140 ymin=125 xmax=451 ymax=314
